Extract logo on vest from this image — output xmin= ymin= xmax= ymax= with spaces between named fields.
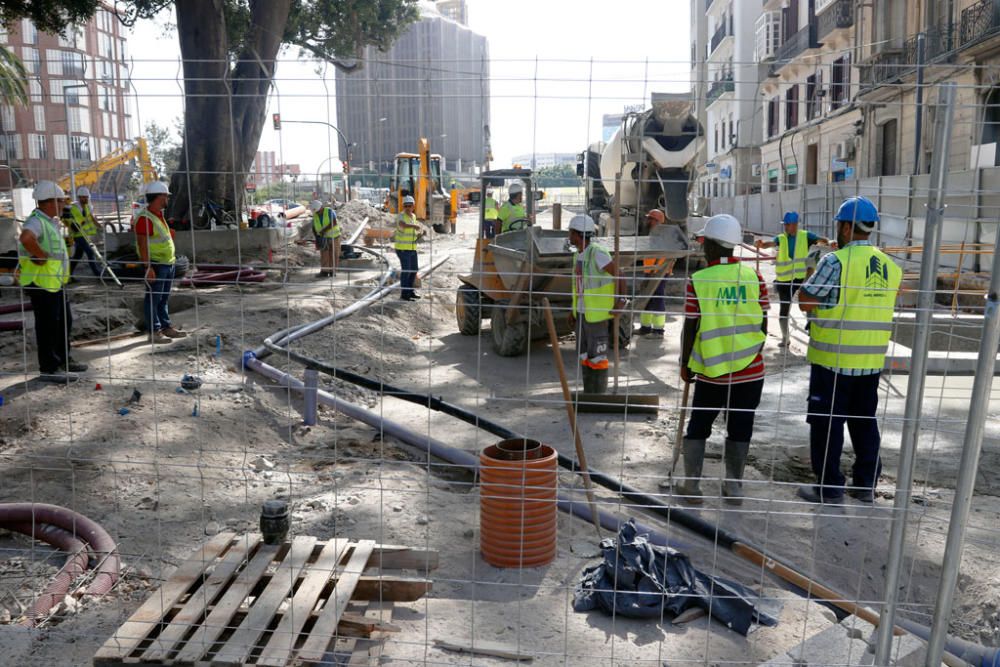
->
xmin=864 ymin=255 xmax=889 ymax=294
xmin=716 ymin=285 xmax=748 ymax=304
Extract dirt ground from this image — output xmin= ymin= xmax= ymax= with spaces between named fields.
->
xmin=0 ymin=206 xmax=998 ymax=665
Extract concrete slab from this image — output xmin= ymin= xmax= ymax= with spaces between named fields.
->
xmin=106 ymin=228 xmax=288 ymax=260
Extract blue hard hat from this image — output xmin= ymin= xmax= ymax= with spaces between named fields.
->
xmin=782 ymin=211 xmax=799 ymax=224
xmin=834 ymin=196 xmax=879 ymax=230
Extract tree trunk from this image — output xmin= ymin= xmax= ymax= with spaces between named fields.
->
xmin=168 ymin=0 xmax=293 ymax=228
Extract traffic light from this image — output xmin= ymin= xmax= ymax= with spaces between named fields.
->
xmin=272 ymin=113 xmax=281 ymax=130
xmin=341 ymin=161 xmax=349 ymax=173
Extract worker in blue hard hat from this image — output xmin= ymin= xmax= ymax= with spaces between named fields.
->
xmin=795 ymin=196 xmax=901 ymax=505
xmin=755 ymin=210 xmax=831 ymax=347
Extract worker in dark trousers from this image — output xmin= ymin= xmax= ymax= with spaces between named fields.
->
xmin=755 ymin=211 xmax=830 ymax=346
xmin=394 ymin=195 xmax=421 ymax=301
xmin=796 ymin=196 xmax=901 ymax=504
xmin=17 ymin=181 xmax=88 ymax=382
xmin=636 ymin=209 xmax=671 ymax=337
xmin=678 ymin=214 xmax=769 ymax=506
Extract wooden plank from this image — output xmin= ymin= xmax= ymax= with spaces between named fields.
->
xmin=346 ymin=601 xmax=395 ymax=667
xmin=93 ymin=531 xmax=236 ymax=664
xmin=434 ymin=638 xmax=535 ymax=662
xmin=351 ymin=575 xmax=432 ymax=602
xmin=364 ymin=545 xmax=439 ymax=573
xmin=296 ymin=540 xmax=375 ymax=664
xmin=255 ymin=538 xmax=349 ymax=667
xmin=212 ymin=535 xmax=318 ymax=666
xmin=172 ymin=542 xmax=281 ymax=664
xmin=140 ymin=533 xmax=263 ymax=662
xmin=336 ymin=612 xmax=400 ymax=637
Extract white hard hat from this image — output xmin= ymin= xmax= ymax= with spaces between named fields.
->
xmin=309 ymin=199 xmax=322 ymax=213
xmin=698 ymin=214 xmax=742 ymax=249
xmin=33 ymin=181 xmax=65 ymax=202
xmin=76 ymin=186 xmax=91 ymax=198
xmin=403 ymin=195 xmax=416 ymax=205
xmin=568 ymin=214 xmax=596 ymax=234
xmin=145 ymin=181 xmax=170 ymax=195
xmin=508 ymin=182 xmax=523 ymax=196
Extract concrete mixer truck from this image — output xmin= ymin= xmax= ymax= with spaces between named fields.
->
xmin=577 ymin=93 xmax=702 ymax=236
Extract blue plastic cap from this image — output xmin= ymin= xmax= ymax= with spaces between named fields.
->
xmin=242 ymin=350 xmax=257 ymax=369
xmin=782 ymin=211 xmax=799 ymax=224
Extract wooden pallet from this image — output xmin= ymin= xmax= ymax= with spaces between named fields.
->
xmin=94 ymin=532 xmax=438 ymax=666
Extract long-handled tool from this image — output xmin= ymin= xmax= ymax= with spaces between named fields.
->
xmin=661 ymin=380 xmax=691 ymax=489
xmin=542 ymin=297 xmax=602 ymax=539
xmin=68 ymin=220 xmax=123 ymax=288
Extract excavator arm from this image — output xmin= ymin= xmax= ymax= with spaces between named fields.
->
xmin=57 ymin=138 xmax=159 ymax=193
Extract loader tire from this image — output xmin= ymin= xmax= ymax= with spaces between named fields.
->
xmin=456 ymin=284 xmax=483 ymax=335
xmin=490 ymin=302 xmax=528 ymax=357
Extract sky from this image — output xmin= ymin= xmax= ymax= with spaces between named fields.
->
xmin=125 ymin=0 xmax=692 ymax=176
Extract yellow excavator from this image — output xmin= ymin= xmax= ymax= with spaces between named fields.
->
xmin=385 ymin=138 xmax=457 ymax=233
xmin=57 ymin=138 xmax=158 ymax=193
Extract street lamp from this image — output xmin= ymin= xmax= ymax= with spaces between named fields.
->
xmin=63 ymin=82 xmax=90 ymax=199
xmin=273 ymin=119 xmax=351 ymax=201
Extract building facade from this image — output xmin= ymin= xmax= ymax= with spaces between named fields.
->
xmin=691 ymin=0 xmax=761 ymax=201
xmin=435 ymin=0 xmax=468 ymax=26
xmin=510 ymin=152 xmax=578 ymax=170
xmin=249 ymin=150 xmax=278 ymax=186
xmin=0 ymin=7 xmax=135 ymax=190
xmin=335 ymin=2 xmax=489 ymax=175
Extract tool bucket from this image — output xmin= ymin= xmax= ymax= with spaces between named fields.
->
xmin=479 ymin=438 xmax=558 ymax=568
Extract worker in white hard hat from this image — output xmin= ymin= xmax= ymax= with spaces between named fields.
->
xmin=394 ymin=195 xmax=421 ymax=301
xmin=310 ymin=199 xmax=340 ymax=278
xmin=134 ymin=180 xmax=185 ymax=344
xmin=18 ymin=180 xmax=88 ymax=382
xmin=676 ymin=213 xmax=769 ymax=506
xmin=498 ymin=181 xmax=530 ymax=234
xmin=64 ymin=186 xmax=102 ymax=279
xmin=569 ymin=214 xmax=626 ymax=394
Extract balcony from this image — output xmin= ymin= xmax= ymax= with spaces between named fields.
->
xmin=959 ymin=0 xmax=1000 ymax=48
xmin=817 ymin=0 xmax=854 ymax=40
xmin=860 ymin=27 xmax=956 ymax=89
xmin=706 ymin=75 xmax=734 ymax=107
xmin=769 ymin=22 xmax=818 ymax=75
xmin=709 ymin=20 xmax=732 ymax=56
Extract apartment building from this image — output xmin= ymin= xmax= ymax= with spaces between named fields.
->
xmin=692 ymin=0 xmax=761 ymax=200
xmin=0 ymin=7 xmax=135 ymax=189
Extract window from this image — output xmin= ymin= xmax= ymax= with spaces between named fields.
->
xmin=99 ymin=58 xmax=114 ymax=83
xmin=714 ymin=123 xmax=719 ymax=153
xmin=879 ymin=119 xmax=898 ymax=176
xmin=728 ymin=112 xmax=735 ymax=146
xmin=54 ymin=135 xmax=68 ymax=160
xmin=33 ymin=106 xmax=45 ymax=131
xmin=785 ymin=85 xmax=799 ymax=130
xmin=21 ymin=19 xmax=37 ymax=44
xmin=721 ymin=119 xmax=727 ymax=150
xmin=806 ymin=74 xmax=817 ymax=120
xmin=29 ymin=79 xmax=42 ymax=103
xmin=46 ymin=49 xmax=63 ymax=76
xmin=0 ymin=24 xmax=8 ymax=44
xmin=785 ymin=171 xmax=798 ymax=190
xmin=831 ymin=56 xmax=851 ymax=110
xmin=1 ymin=105 xmax=15 ymax=130
xmin=58 ymin=27 xmax=82 ymax=48
xmin=69 ymin=107 xmax=91 ymax=134
xmin=22 ymin=47 xmax=40 ymax=75
xmin=63 ymin=82 xmax=88 ymax=106
xmin=767 ymin=96 xmax=779 ymax=138
xmin=70 ymin=136 xmax=92 ymax=161
xmin=768 ymin=172 xmax=778 ymax=192
xmin=0 ymin=135 xmax=23 ymax=160
xmin=98 ymin=33 xmax=114 ymax=61
xmin=28 ymin=134 xmax=47 ymax=160
xmin=62 ymin=50 xmax=86 ymax=78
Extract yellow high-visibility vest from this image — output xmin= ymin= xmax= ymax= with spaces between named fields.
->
xmin=807 ymin=245 xmax=902 ymax=371
xmin=394 ymin=212 xmax=418 ymax=251
xmin=135 ymin=208 xmax=176 ymax=265
xmin=312 ymin=208 xmax=340 ymax=239
xmin=69 ymin=202 xmax=98 ymax=238
xmin=18 ymin=210 xmax=70 ymax=292
xmin=571 ymin=243 xmax=615 ymax=323
xmin=498 ymin=201 xmax=526 ymax=233
xmin=484 ymin=196 xmax=499 ymax=221
xmin=688 ymin=262 xmax=765 ymax=378
xmin=775 ymin=232 xmax=809 ymax=281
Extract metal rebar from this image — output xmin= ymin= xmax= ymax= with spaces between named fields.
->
xmin=874 ymin=81 xmax=956 ymax=665
xmin=923 ymin=217 xmax=1000 ymax=666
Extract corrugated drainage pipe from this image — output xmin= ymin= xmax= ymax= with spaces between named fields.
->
xmin=6 ymin=521 xmax=89 ymax=627
xmin=479 ymin=439 xmax=558 ymax=568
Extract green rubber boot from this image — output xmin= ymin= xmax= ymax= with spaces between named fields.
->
xmin=675 ymin=438 xmax=706 ymax=505
xmin=722 ymin=439 xmax=751 ymax=505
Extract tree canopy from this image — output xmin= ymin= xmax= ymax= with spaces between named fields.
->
xmin=0 ymin=0 xmax=98 ymax=36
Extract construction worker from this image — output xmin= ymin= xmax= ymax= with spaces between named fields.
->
xmin=677 ymin=214 xmax=769 ymax=506
xmin=395 ymin=195 xmax=421 ymax=301
xmin=65 ymin=186 xmax=102 ymax=279
xmin=18 ymin=181 xmax=88 ymax=382
xmin=796 ymin=196 xmax=901 ymax=505
xmin=135 ymin=181 xmax=185 ymax=343
xmin=498 ymin=182 xmax=528 ymax=233
xmin=636 ymin=209 xmax=670 ymax=337
xmin=755 ymin=211 xmax=831 ymax=347
xmin=310 ymin=199 xmax=340 ymax=277
xmin=569 ymin=214 xmax=626 ymax=394
xmin=483 ymin=188 xmax=500 ymax=238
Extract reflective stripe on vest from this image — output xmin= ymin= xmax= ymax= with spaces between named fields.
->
xmin=775 ymin=232 xmax=809 ymax=281
xmin=69 ymin=203 xmax=98 ymax=238
xmin=313 ymin=209 xmax=340 ymax=239
xmin=571 ymin=243 xmax=615 ymax=323
xmin=688 ymin=262 xmax=765 ymax=378
xmin=484 ymin=196 xmax=499 ymax=220
xmin=807 ymin=245 xmax=902 ymax=371
xmin=394 ymin=212 xmax=418 ymax=250
xmin=135 ymin=208 xmax=176 ymax=265
xmin=18 ymin=210 xmax=69 ymax=292
xmin=498 ymin=201 xmax=526 ymax=233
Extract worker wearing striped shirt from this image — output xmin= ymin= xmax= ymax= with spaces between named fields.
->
xmin=796 ymin=196 xmax=901 ymax=505
xmin=677 ymin=214 xmax=769 ymax=506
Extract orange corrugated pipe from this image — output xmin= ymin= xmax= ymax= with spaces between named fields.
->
xmin=479 ymin=439 xmax=558 ymax=568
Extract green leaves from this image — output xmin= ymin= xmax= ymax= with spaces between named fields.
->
xmin=0 ymin=46 xmax=28 ymax=107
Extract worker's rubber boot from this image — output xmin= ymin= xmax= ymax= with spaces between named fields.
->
xmin=722 ymin=439 xmax=751 ymax=506
xmin=591 ymin=368 xmax=608 ymax=394
xmin=675 ymin=438 xmax=706 ymax=505
xmin=779 ymin=319 xmax=790 ymax=347
xmin=581 ymin=367 xmax=597 ymax=394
